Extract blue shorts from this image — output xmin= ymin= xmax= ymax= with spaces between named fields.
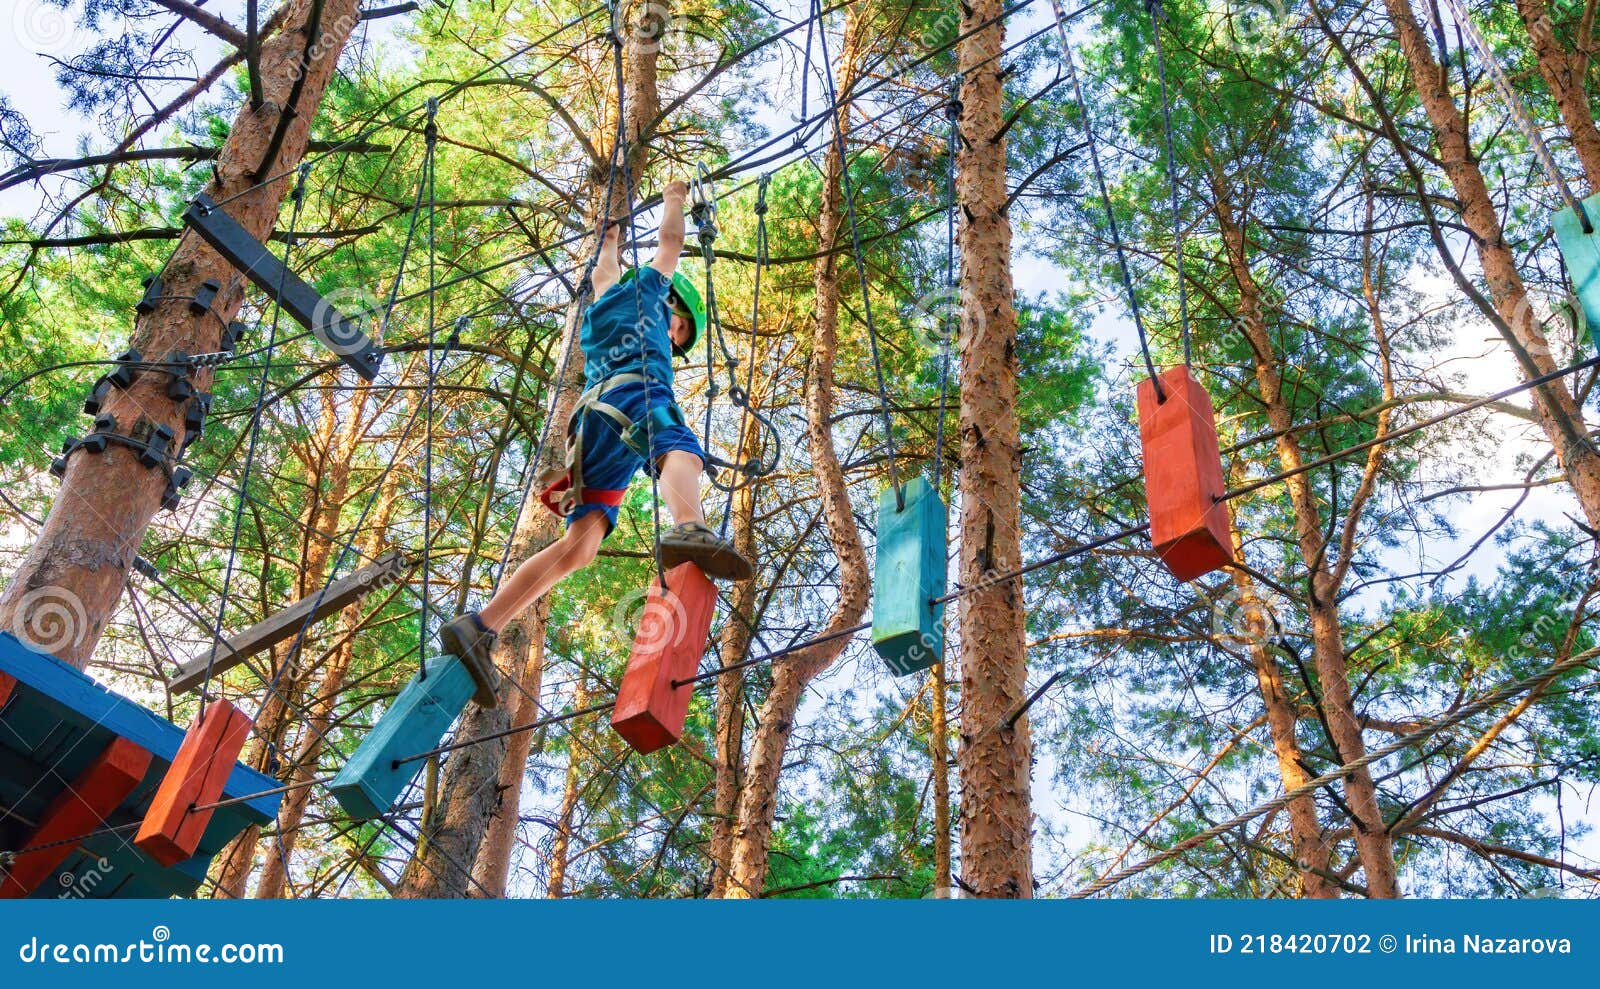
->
xmin=569 ymin=380 xmax=705 ymax=536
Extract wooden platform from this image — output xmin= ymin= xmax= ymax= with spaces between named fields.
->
xmin=0 ymin=632 xmax=280 ymax=898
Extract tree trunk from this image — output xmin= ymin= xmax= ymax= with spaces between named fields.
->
xmin=707 ymin=425 xmax=762 ymax=897
xmin=930 ymin=659 xmax=952 ymax=894
xmin=397 ymin=1 xmax=668 ymax=896
xmin=212 ymin=385 xmax=371 ymax=898
xmin=953 ymin=0 xmax=1033 ymax=899
xmin=1516 ymin=0 xmax=1600 ymax=188
xmin=545 ymin=676 xmax=593 ymax=899
xmin=253 ymin=466 xmax=404 ymax=898
xmin=1381 ymin=0 xmax=1600 ymax=531
xmin=0 ymin=0 xmax=364 ymax=666
xmin=1214 ymin=178 xmax=1400 ymax=898
xmin=469 ymin=610 xmax=549 ymax=897
xmin=723 ymin=9 xmax=871 ymax=898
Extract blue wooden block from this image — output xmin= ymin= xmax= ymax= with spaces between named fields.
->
xmin=871 ymin=476 xmax=948 ymax=676
xmin=0 ymin=632 xmax=280 ymax=899
xmin=1554 ymin=192 xmax=1600 ymax=353
xmin=329 ymin=655 xmax=475 ymax=821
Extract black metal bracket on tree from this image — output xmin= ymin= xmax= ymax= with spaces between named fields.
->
xmin=182 ymin=194 xmax=384 ymax=381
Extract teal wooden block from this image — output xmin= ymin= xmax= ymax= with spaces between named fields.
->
xmin=1553 ymin=192 xmax=1600 ymax=353
xmin=871 ymin=476 xmax=948 ymax=676
xmin=329 ymin=655 xmax=475 ymax=821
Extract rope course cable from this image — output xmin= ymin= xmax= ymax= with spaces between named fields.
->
xmin=1048 ymin=0 xmax=1167 ymax=402
xmin=1145 ymin=0 xmax=1195 ymax=366
xmin=1069 ymin=643 xmax=1600 ymax=897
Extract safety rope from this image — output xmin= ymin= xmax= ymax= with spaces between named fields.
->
xmin=1146 ymin=0 xmax=1194 ymax=366
xmin=811 ymin=0 xmax=906 ymax=508
xmin=1048 ymin=0 xmax=1167 ymax=402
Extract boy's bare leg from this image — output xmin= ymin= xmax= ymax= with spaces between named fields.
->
xmin=656 ymin=450 xmax=706 ymax=526
xmin=478 ymin=511 xmax=608 ymax=632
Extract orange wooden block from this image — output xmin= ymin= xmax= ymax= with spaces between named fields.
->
xmin=1 ymin=737 xmax=151 ymax=898
xmin=1137 ymin=366 xmax=1235 ymax=582
xmin=134 ymin=699 xmax=253 ymax=867
xmin=0 ymin=671 xmax=15 ymax=709
xmin=610 ymin=563 xmax=716 ymax=754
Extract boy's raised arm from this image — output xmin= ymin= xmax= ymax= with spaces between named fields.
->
xmin=590 ymin=221 xmax=622 ymax=297
xmin=651 ymin=180 xmax=688 ymax=276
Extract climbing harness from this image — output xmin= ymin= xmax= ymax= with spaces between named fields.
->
xmin=535 ymin=372 xmax=690 ymax=518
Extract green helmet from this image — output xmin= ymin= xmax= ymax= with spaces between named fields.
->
xmin=619 ymin=267 xmax=704 ymax=358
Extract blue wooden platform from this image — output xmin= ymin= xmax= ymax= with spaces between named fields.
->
xmin=0 ymin=632 xmax=279 ymax=898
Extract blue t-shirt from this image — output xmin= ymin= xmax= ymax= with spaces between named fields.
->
xmin=580 ymin=267 xmax=676 ymax=389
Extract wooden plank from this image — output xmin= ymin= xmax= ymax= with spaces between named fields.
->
xmin=134 ymin=699 xmax=254 ymax=867
xmin=1 ymin=737 xmax=151 ymax=898
xmin=1137 ymin=366 xmax=1235 ymax=582
xmin=0 ymin=671 xmax=14 ymax=710
xmin=169 ymin=550 xmax=407 ymax=693
xmin=871 ymin=477 xmax=948 ymax=676
xmin=611 ymin=564 xmax=716 ymax=754
xmin=328 ymin=655 xmax=475 ymax=821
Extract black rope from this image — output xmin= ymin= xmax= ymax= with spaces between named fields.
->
xmin=420 ymin=97 xmax=439 ymax=680
xmin=1048 ymin=0 xmax=1166 ymax=403
xmin=201 ymin=163 xmax=309 ymax=711
xmin=1146 ymin=0 xmax=1193 ymax=367
xmin=812 ymin=0 xmax=905 ymax=508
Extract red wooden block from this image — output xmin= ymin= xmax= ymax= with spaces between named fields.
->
xmin=1 ymin=737 xmax=151 ymax=898
xmin=610 ymin=563 xmax=716 ymax=754
xmin=134 ymin=699 xmax=253 ymax=867
xmin=0 ymin=671 xmax=15 ymax=709
xmin=1137 ymin=366 xmax=1236 ymax=582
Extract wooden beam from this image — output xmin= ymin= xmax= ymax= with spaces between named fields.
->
xmin=169 ymin=550 xmax=408 ymax=694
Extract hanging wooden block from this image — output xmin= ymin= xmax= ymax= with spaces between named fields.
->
xmin=1553 ymin=192 xmax=1600 ymax=352
xmin=0 ymin=671 xmax=15 ymax=709
xmin=328 ymin=655 xmax=476 ymax=821
xmin=1 ymin=737 xmax=151 ymax=898
xmin=871 ymin=476 xmax=947 ymax=676
xmin=1137 ymin=365 xmax=1235 ymax=582
xmin=134 ymin=699 xmax=254 ymax=867
xmin=611 ymin=563 xmax=716 ymax=754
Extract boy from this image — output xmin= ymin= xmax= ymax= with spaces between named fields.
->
xmin=439 ymin=180 xmax=754 ymax=706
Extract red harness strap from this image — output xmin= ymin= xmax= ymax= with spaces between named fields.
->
xmin=538 ymin=473 xmax=626 ymax=517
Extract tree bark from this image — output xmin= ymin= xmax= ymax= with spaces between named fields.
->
xmin=707 ymin=425 xmax=762 ymax=897
xmin=723 ymin=8 xmax=871 ymax=898
xmin=1379 ymin=0 xmax=1600 ymax=531
xmin=545 ymin=676 xmax=593 ymax=899
xmin=1516 ymin=0 xmax=1600 ymax=188
xmin=1214 ymin=177 xmax=1401 ymax=898
xmin=0 ymin=0 xmax=364 ymax=666
xmin=930 ymin=659 xmax=952 ymax=893
xmin=953 ymin=0 xmax=1033 ymax=899
xmin=469 ymin=609 xmax=549 ymax=897
xmin=252 ymin=466 xmax=404 ymax=898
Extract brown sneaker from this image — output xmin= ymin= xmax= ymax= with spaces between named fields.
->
xmin=438 ymin=612 xmax=502 ymax=708
xmin=658 ymin=522 xmax=754 ymax=581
